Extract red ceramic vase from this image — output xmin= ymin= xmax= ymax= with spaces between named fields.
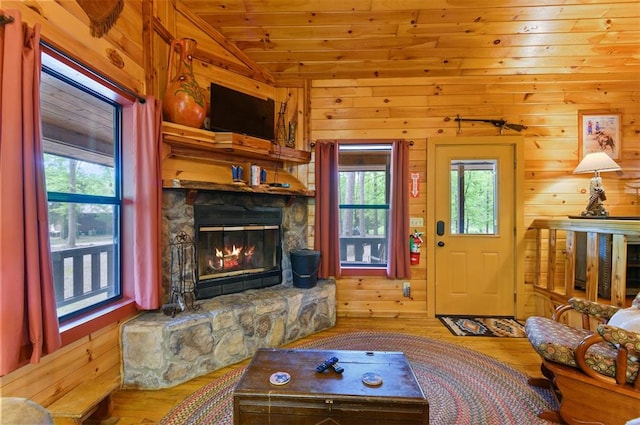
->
xmin=162 ymin=38 xmax=207 ymax=128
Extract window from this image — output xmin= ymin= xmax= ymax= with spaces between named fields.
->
xmin=41 ymin=52 xmax=122 ymax=321
xmin=449 ymin=160 xmax=497 ymax=235
xmin=338 ymin=144 xmax=391 ymax=268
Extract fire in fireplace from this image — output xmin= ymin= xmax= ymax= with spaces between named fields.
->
xmin=194 ymin=205 xmax=282 ymax=299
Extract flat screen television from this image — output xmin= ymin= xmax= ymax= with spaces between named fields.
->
xmin=209 ymin=83 xmax=275 ymax=141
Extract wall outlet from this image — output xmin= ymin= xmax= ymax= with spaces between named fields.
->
xmin=402 ymin=282 xmax=411 ymax=297
xmin=409 ymin=217 xmax=424 ymax=228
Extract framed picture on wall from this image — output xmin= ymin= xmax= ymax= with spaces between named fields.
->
xmin=578 ymin=110 xmax=621 ymax=160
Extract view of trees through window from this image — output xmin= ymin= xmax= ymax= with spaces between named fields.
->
xmin=45 ymin=156 xmax=115 ymax=245
xmin=450 ymin=160 xmax=497 ymax=235
xmin=41 ymin=52 xmax=121 ymax=320
xmin=338 ymin=144 xmax=391 ymax=267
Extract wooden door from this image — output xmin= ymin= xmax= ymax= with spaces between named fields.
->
xmin=433 ymin=142 xmax=516 ymax=316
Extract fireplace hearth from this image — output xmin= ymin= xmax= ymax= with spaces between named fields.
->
xmin=194 ymin=205 xmax=282 ymax=299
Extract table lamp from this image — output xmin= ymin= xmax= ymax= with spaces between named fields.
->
xmin=573 ymin=152 xmax=621 ymax=217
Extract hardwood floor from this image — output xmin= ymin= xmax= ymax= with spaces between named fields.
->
xmin=111 ymin=317 xmax=543 ymax=424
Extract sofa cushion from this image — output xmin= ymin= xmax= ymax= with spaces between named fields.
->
xmin=525 ymin=316 xmax=639 ymax=384
xmin=608 ymin=307 xmax=640 ymax=333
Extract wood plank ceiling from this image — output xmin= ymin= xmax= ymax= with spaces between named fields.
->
xmin=38 ymin=0 xmax=639 ymax=160
xmin=184 ymin=0 xmax=640 ymax=84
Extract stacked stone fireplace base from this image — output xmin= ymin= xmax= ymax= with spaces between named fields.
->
xmin=121 ymin=279 xmax=336 ymax=389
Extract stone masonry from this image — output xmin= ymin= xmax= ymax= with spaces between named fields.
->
xmin=121 ymin=279 xmax=336 ymax=389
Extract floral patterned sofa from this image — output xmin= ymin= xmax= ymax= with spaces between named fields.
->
xmin=525 ymin=293 xmax=640 ymax=425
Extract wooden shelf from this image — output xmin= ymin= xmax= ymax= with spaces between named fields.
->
xmin=162 ymin=121 xmax=311 ymax=164
xmin=161 ymin=121 xmax=314 ymax=197
xmin=163 ymin=180 xmax=314 ymax=197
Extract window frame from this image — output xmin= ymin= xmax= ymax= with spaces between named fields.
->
xmin=42 ymin=65 xmax=123 ymax=322
xmin=337 ymin=143 xmax=392 ymax=274
xmin=40 ymin=44 xmax=137 ymax=344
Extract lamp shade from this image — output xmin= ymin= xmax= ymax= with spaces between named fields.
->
xmin=573 ymin=152 xmax=621 ymax=174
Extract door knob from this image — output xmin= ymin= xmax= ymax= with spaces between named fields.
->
xmin=437 ymin=241 xmax=445 ymax=247
xmin=436 ymin=221 xmax=445 ymax=236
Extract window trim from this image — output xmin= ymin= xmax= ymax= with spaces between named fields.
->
xmin=43 ymin=56 xmax=124 ymax=322
xmin=337 ymin=142 xmax=392 ymax=271
xmin=41 ymin=44 xmax=138 ymax=345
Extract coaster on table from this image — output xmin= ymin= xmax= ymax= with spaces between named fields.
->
xmin=269 ymin=371 xmax=291 ymax=386
xmin=361 ymin=372 xmax=383 ymax=386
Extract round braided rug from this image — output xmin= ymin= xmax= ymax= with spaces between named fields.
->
xmin=159 ymin=331 xmax=557 ymax=424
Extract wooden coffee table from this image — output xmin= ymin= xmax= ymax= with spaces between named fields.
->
xmin=233 ymin=348 xmax=428 ymax=424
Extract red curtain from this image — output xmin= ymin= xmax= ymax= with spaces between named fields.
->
xmin=387 ymin=139 xmax=411 ymax=279
xmin=0 ymin=10 xmax=61 ymax=375
xmin=314 ymin=140 xmax=341 ymax=279
xmin=122 ymin=97 xmax=163 ymax=310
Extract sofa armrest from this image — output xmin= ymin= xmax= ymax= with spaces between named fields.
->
xmin=568 ymin=298 xmax=621 ymax=320
xmin=596 ymin=324 xmax=640 ymax=387
xmin=572 ymin=333 xmax=618 ymax=385
xmin=597 ymin=324 xmax=640 ymax=354
xmin=551 ymin=298 xmax=621 ymax=332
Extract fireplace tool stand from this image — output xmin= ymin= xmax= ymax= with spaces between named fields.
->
xmin=164 ymin=231 xmax=200 ymax=316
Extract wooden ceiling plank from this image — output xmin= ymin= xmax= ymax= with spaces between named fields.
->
xmin=245 ymin=50 xmax=392 ymax=63
xmin=174 ymin=0 xmax=276 ymax=84
xmin=237 ymin=36 xmax=438 ymax=51
xmin=182 ymin=0 xmax=375 ymax=13
xmin=398 ymin=17 xmax=640 ymax=37
xmin=311 ymin=72 xmax=640 ymax=87
xmin=412 ymin=3 xmax=638 ymax=23
xmin=388 ymin=45 xmax=640 ymax=61
xmin=265 ymin=62 xmax=640 ymax=81
xmin=219 ymin=24 xmax=401 ymax=41
xmin=198 ymin=10 xmax=418 ymax=27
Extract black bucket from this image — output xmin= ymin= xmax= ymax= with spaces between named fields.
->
xmin=290 ymin=249 xmax=320 ymax=289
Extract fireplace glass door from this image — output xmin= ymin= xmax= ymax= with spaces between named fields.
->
xmin=198 ymin=225 xmax=279 ymax=280
xmin=194 ymin=205 xmax=283 ymax=299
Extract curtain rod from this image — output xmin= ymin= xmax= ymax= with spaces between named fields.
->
xmin=0 ymin=15 xmax=15 ymax=26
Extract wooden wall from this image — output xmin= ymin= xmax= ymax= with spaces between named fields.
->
xmin=1 ymin=0 xmax=147 ymax=405
xmin=309 ymin=75 xmax=640 ymax=318
xmin=8 ymin=0 xmax=146 ymax=97
xmin=0 ymin=323 xmax=122 ymax=406
xmin=2 ymin=0 xmax=639 ymax=404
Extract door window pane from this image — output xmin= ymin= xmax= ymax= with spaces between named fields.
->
xmin=450 ymin=160 xmax=497 ymax=235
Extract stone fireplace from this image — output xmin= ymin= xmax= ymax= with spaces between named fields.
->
xmin=119 ymin=124 xmax=334 ymax=389
xmin=120 ymin=188 xmax=335 ymax=390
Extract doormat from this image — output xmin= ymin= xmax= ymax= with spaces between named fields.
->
xmin=438 ymin=315 xmax=526 ymax=337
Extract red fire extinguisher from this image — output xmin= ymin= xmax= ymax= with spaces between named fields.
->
xmin=409 ymin=230 xmax=423 ymax=265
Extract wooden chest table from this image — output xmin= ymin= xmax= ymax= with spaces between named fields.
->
xmin=233 ymin=348 xmax=428 ymax=425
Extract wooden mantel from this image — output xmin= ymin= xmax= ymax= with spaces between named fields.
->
xmin=161 ymin=122 xmax=314 ymax=196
